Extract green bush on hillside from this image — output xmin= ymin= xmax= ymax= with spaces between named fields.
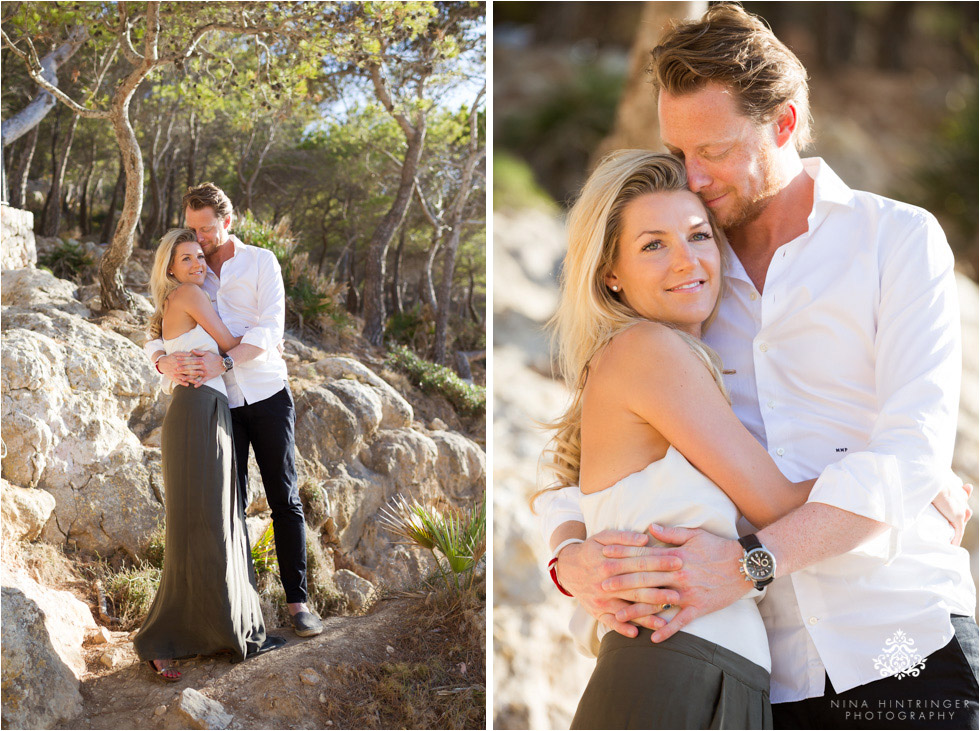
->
xmin=385 ymin=345 xmax=485 ymax=417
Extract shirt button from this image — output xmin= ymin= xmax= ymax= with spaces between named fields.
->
xmin=808 ymin=617 xmax=818 ymax=625
xmin=759 ymin=343 xmax=769 ymax=353
xmin=776 ymin=448 xmax=785 ymax=456
xmin=749 ymin=292 xmax=758 ymax=301
xmin=767 ymin=399 xmax=775 ymax=408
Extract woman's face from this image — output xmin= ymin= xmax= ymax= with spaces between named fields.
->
xmin=169 ymin=241 xmax=207 ymax=286
xmin=605 ymin=190 xmax=721 ymax=337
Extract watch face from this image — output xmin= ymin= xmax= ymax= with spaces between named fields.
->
xmin=743 ymin=548 xmax=775 ymax=581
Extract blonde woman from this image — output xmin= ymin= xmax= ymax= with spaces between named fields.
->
xmin=541 ymin=151 xmax=817 ymax=729
xmin=134 ymin=229 xmax=282 ymax=681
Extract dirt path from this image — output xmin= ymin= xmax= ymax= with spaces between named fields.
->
xmin=65 ymin=600 xmax=414 ymax=730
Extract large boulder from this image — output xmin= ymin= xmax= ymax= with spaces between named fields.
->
xmin=1 ymin=306 xmax=164 ymax=557
xmin=1 ymin=479 xmax=56 ymax=541
xmin=313 ymin=356 xmax=414 ymax=429
xmin=0 ymin=566 xmax=98 ymax=730
xmin=0 ymin=205 xmax=37 ymax=270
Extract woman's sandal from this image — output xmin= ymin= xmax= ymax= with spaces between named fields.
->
xmin=147 ymin=659 xmax=181 ymax=683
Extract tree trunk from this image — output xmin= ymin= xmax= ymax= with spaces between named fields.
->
xmin=78 ymin=140 xmax=98 ymax=235
xmin=41 ymin=111 xmax=79 ymax=237
xmin=185 ymin=112 xmax=199 ymax=190
xmin=421 ymin=228 xmax=440 ymax=309
xmin=433 ymin=229 xmax=461 ymax=365
xmin=98 ymin=98 xmax=143 ymax=312
xmin=595 ymin=1 xmax=707 ymax=161
xmin=361 ymin=122 xmax=426 ymax=346
xmin=8 ymin=126 xmax=39 ymax=210
xmin=101 ymin=155 xmax=125 ymax=244
xmin=389 ymin=225 xmax=406 ymax=317
xmin=467 ymin=268 xmax=482 ymax=325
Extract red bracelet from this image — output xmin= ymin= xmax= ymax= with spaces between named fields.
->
xmin=548 ymin=557 xmax=575 ymax=597
xmin=155 ymin=359 xmax=164 ymax=374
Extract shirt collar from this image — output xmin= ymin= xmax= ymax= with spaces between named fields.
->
xmin=802 ymin=156 xmax=855 ymax=213
xmin=719 ymin=157 xmax=855 ymax=286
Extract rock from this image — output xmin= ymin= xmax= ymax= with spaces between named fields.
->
xmin=0 ymin=268 xmax=88 ymax=317
xmin=154 ymin=705 xmax=168 ymax=717
xmin=1 ymin=309 xmax=164 ymax=557
xmin=174 ymin=688 xmax=233 ymax=730
xmin=314 ymin=357 xmax=413 ymax=429
xmin=361 ymin=429 xmax=438 ymax=485
xmin=0 ymin=205 xmax=37 ymax=270
xmin=86 ymin=626 xmax=112 ymax=645
xmin=428 ymin=417 xmax=448 ymax=431
xmin=99 ymin=648 xmax=123 ymax=668
xmin=430 ymin=430 xmax=487 ymax=500
xmin=1 ymin=479 xmax=56 ymax=540
xmin=333 ymin=569 xmax=375 ymax=611
xmin=318 ymin=693 xmax=327 ymax=704
xmin=385 ymin=645 xmax=394 ymax=654
xmin=294 ymin=386 xmax=362 ymax=465
xmin=299 ymin=668 xmax=321 ymax=685
xmin=1 ymin=565 xmax=97 ymax=730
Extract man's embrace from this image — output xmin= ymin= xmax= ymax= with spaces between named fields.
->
xmin=538 ymin=5 xmax=977 ymax=728
xmin=146 ymin=183 xmax=322 ymax=638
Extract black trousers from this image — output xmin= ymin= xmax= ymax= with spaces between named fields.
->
xmin=231 ymin=384 xmax=307 ymax=604
xmin=772 ymin=616 xmax=979 ymax=730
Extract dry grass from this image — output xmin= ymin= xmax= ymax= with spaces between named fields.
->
xmin=321 ymin=576 xmax=486 ymax=729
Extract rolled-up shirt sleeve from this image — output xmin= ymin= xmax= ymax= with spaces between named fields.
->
xmin=239 ymin=249 xmax=285 ymax=352
xmin=143 ymin=338 xmax=165 ymax=360
xmin=534 ymin=485 xmax=586 ymax=550
xmin=807 ymin=212 xmax=960 ymax=531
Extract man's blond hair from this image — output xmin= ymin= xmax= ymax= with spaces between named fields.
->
xmin=182 ymin=182 xmax=233 ymax=219
xmin=651 ymin=3 xmax=813 ymax=150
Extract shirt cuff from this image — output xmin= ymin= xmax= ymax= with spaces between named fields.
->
xmin=240 ymin=328 xmax=273 ymax=352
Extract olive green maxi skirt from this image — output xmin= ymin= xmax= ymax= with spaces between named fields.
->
xmin=571 ymin=628 xmax=773 ymax=730
xmin=134 ymin=385 xmax=266 ymax=663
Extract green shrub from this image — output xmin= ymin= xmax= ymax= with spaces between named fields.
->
xmin=385 ymin=304 xmax=435 ymax=352
xmin=385 ymin=345 xmax=485 ymax=417
xmin=236 ymin=211 xmax=355 ymax=335
xmin=37 ymin=240 xmax=94 ymax=282
xmin=143 ymin=526 xmax=166 ymax=570
xmin=379 ymin=495 xmax=486 ymax=594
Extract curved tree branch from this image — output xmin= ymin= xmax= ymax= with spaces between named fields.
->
xmin=1 ymin=24 xmax=95 ymax=143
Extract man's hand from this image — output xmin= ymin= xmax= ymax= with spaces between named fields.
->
xmin=189 ymin=349 xmax=225 ymax=387
xmin=156 ymin=351 xmax=204 ymax=387
xmin=606 ymin=524 xmax=751 ymax=643
xmin=932 ymin=482 xmax=974 ymax=546
xmin=556 ymin=529 xmax=682 ymax=638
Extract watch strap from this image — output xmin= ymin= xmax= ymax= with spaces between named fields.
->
xmin=738 ymin=533 xmax=762 ymax=552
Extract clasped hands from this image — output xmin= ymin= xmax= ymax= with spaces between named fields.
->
xmin=555 ymin=524 xmax=752 ymax=644
xmin=157 ymin=350 xmax=225 ymax=387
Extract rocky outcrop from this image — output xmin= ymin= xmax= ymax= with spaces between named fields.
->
xmin=0 ymin=205 xmax=37 ymax=270
xmin=1 ymin=565 xmax=98 ymax=730
xmin=1 ymin=275 xmax=164 ymax=558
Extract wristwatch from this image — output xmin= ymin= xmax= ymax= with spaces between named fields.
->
xmin=738 ymin=534 xmax=776 ymax=591
xmin=221 ymin=355 xmax=234 ymax=372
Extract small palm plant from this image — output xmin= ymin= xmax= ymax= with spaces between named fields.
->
xmin=251 ymin=522 xmax=278 ymax=576
xmin=379 ymin=495 xmax=486 ymax=593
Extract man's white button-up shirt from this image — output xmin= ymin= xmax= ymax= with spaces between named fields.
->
xmin=536 ymin=158 xmax=975 ymax=702
xmin=145 ymin=235 xmax=288 ymax=408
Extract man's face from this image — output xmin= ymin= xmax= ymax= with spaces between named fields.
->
xmin=184 ymin=206 xmax=230 ymax=256
xmin=658 ymin=83 xmax=782 ymax=230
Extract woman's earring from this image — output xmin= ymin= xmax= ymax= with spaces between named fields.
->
xmin=610 ymin=285 xmax=619 ymax=292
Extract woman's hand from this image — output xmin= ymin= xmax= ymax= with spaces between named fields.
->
xmin=157 ymin=351 xmax=205 ymax=387
xmin=556 ymin=529 xmax=683 ymax=636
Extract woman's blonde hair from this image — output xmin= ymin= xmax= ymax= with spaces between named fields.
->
xmin=538 ymin=150 xmax=729 ymax=495
xmin=148 ymin=228 xmax=200 ymax=339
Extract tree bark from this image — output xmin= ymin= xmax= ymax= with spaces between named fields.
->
xmin=99 ymin=92 xmax=144 ymax=311
xmin=77 ymin=139 xmax=98 ymax=235
xmin=389 ymin=224 xmax=406 ymax=317
xmin=41 ymin=111 xmax=79 ymax=237
xmin=8 ymin=126 xmax=39 ymax=209
xmin=101 ymin=155 xmax=125 ymax=244
xmin=360 ymin=122 xmax=426 ymax=346
xmin=421 ymin=229 xmax=440 ymax=309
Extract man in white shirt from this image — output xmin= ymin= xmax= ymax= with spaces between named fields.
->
xmin=147 ymin=183 xmax=323 ymax=638
xmin=539 ymin=5 xmax=977 ymax=727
